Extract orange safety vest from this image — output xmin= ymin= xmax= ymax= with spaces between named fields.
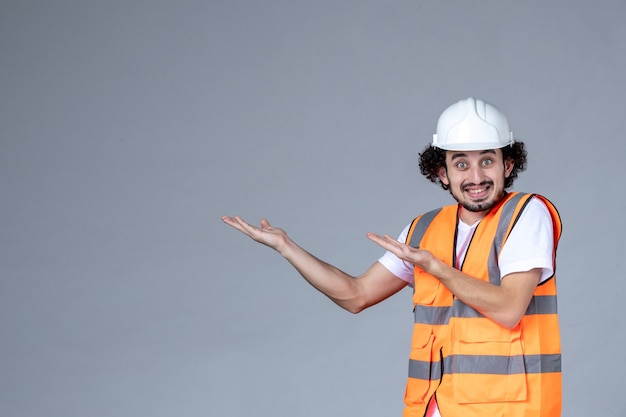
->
xmin=403 ymin=192 xmax=562 ymax=417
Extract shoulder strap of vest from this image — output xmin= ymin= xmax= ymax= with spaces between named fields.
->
xmin=405 ymin=207 xmax=443 ymax=248
xmin=493 ymin=192 xmax=533 ymax=254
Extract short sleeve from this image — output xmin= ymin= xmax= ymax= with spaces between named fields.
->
xmin=498 ymin=197 xmax=555 ymax=282
xmin=377 ymin=223 xmax=416 ymax=284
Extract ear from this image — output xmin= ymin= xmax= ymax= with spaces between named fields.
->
xmin=437 ymin=166 xmax=449 ymax=185
xmin=504 ymin=158 xmax=514 ymax=178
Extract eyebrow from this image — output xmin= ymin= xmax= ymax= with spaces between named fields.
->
xmin=450 ymin=149 xmax=497 ymax=160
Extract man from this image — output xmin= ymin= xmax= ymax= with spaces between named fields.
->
xmin=222 ymin=97 xmax=562 ymax=417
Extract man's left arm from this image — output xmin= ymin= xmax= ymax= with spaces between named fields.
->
xmin=366 ymin=232 xmax=541 ymax=329
xmin=424 ymin=261 xmax=540 ymax=329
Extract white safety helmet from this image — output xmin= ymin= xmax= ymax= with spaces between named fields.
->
xmin=432 ymin=97 xmax=514 ymax=151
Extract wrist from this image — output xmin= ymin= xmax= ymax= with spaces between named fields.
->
xmin=276 ymin=235 xmax=296 ymax=258
xmin=424 ymin=256 xmax=445 ymax=278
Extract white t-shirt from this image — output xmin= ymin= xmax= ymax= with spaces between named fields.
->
xmin=377 ymin=197 xmax=555 ymax=417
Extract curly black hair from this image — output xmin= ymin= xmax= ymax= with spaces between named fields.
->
xmin=418 ymin=142 xmax=528 ymax=190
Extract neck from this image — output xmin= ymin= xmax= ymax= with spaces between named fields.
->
xmin=459 ymin=208 xmax=488 ymax=225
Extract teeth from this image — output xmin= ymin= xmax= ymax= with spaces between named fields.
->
xmin=468 ymin=188 xmax=486 ymax=194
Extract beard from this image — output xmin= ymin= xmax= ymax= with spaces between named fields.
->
xmin=450 ymin=180 xmax=506 ymax=213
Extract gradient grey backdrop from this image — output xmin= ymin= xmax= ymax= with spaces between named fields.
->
xmin=1 ymin=1 xmax=624 ymax=416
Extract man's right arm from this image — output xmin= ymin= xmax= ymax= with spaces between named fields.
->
xmin=222 ymin=216 xmax=408 ymax=313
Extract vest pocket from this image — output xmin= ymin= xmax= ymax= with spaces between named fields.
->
xmin=413 ymin=270 xmax=440 ymax=305
xmin=451 ymin=319 xmax=527 ymax=403
xmin=405 ymin=328 xmax=436 ymax=405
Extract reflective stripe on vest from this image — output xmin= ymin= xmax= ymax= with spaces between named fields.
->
xmin=413 ymin=294 xmax=558 ymax=325
xmin=409 ymin=353 xmax=562 ymax=381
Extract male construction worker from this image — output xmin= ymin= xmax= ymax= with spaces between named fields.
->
xmin=222 ymin=97 xmax=562 ymax=417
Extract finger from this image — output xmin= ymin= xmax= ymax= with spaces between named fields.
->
xmin=365 ymin=232 xmax=383 ymax=243
xmin=381 ymin=234 xmax=399 ymax=244
xmin=366 ymin=232 xmax=399 ymax=251
xmin=222 ymin=215 xmax=243 ymax=229
xmin=367 ymin=232 xmax=398 ymax=244
xmin=233 ymin=216 xmax=263 ymax=237
xmin=222 ymin=215 xmax=257 ymax=237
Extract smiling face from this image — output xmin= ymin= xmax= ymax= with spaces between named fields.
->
xmin=437 ymin=149 xmax=514 ymax=224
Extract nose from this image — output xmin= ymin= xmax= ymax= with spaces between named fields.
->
xmin=468 ymin=165 xmax=485 ymax=184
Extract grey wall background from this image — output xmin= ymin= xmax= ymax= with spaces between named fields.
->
xmin=1 ymin=1 xmax=624 ymax=416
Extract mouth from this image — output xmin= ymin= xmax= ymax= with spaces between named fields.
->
xmin=463 ymin=182 xmax=492 ymax=199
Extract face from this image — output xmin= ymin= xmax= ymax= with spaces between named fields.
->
xmin=437 ymin=149 xmax=514 ymax=224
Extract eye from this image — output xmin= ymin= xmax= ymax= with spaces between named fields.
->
xmin=455 ymin=161 xmax=468 ymax=169
xmin=481 ymin=158 xmax=493 ymax=166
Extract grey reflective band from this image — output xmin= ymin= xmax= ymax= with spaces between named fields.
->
xmin=414 ymin=295 xmax=557 ymax=324
xmin=524 ymin=353 xmax=561 ymax=373
xmin=448 ymin=354 xmax=526 ymax=374
xmin=525 ymin=295 xmax=558 ymax=315
xmin=408 ymin=354 xmax=561 ymax=379
xmin=413 ymin=301 xmax=482 ymax=325
xmin=414 ymin=305 xmax=452 ymax=325
xmin=407 ymin=208 xmax=442 ymax=249
xmin=493 ymin=193 xmax=529 ymax=258
xmin=408 ymin=357 xmax=442 ymax=381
